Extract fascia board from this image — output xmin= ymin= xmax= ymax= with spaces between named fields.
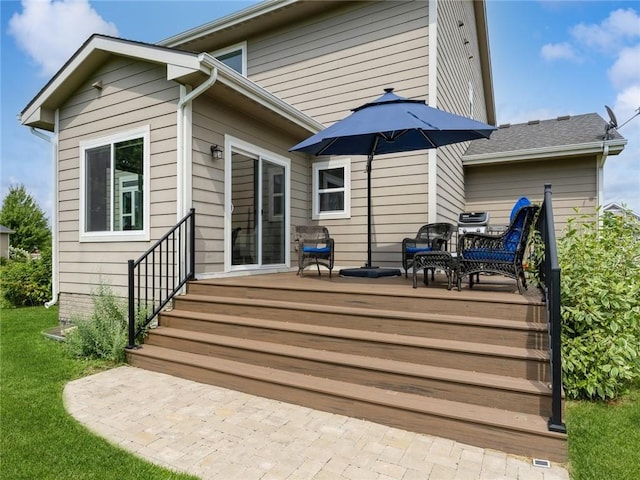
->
xmin=21 ymin=35 xmax=204 ymax=128
xmin=463 ymin=139 xmax=628 ymax=165
xmin=202 ymin=53 xmax=323 ymax=135
xmin=159 ymin=0 xmax=298 ymax=47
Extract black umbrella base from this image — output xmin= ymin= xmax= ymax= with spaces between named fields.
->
xmin=339 ymin=266 xmax=402 ymax=278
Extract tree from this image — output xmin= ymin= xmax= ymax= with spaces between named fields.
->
xmin=0 ymin=185 xmax=51 ymax=252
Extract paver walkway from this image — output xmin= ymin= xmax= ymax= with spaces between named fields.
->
xmin=64 ymin=366 xmax=570 ymax=480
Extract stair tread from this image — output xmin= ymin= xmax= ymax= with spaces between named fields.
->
xmin=178 ymin=294 xmax=546 ymax=330
xmin=194 ymin=277 xmax=543 ymax=306
xmin=160 ymin=311 xmax=548 ymax=361
xmin=149 ymin=326 xmax=551 ymax=395
xmin=130 ymin=344 xmax=564 ymax=439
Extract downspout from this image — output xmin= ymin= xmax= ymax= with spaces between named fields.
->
xmin=29 ymin=110 xmax=59 ymax=308
xmin=176 ymin=63 xmax=218 ymax=219
xmin=597 ymin=142 xmax=609 ymax=225
xmin=427 ymin=0 xmax=438 ymax=223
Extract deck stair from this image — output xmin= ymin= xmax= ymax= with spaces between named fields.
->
xmin=126 ymin=274 xmax=567 ymax=462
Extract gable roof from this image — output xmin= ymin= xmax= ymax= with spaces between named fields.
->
xmin=0 ymin=225 xmax=16 ymax=235
xmin=20 ymin=34 xmax=323 ymax=136
xmin=463 ymin=113 xmax=626 ymax=165
xmin=603 ymin=202 xmax=640 ymax=221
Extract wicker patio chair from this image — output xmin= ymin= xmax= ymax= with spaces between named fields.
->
xmin=402 ymin=222 xmax=455 ymax=278
xmin=457 ymin=205 xmax=539 ymax=294
xmin=295 ymin=225 xmax=335 ymax=277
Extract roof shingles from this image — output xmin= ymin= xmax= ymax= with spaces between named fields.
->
xmin=465 ymin=113 xmax=624 ymax=157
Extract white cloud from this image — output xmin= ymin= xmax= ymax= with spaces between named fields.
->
xmin=541 ymin=42 xmax=581 ymax=62
xmin=571 ymin=8 xmax=640 ymax=52
xmin=8 ymin=0 xmax=118 ymax=77
xmin=604 ymin=86 xmax=640 ymax=214
xmin=608 ymin=44 xmax=640 ymax=90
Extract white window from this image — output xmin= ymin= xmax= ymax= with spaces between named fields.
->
xmin=79 ymin=126 xmax=150 ymax=242
xmin=211 ymin=42 xmax=247 ymax=76
xmin=312 ymin=158 xmax=351 ymax=220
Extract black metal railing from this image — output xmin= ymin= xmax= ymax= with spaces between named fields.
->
xmin=127 ymin=208 xmax=195 ymax=349
xmin=536 ymin=184 xmax=566 ymax=433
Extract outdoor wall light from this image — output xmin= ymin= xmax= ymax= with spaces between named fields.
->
xmin=210 ymin=144 xmax=223 ymax=160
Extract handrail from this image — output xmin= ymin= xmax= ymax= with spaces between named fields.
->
xmin=536 ymin=184 xmax=566 ymax=433
xmin=127 ymin=209 xmax=195 ymax=349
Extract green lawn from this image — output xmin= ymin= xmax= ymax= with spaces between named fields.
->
xmin=566 ymin=383 xmax=640 ymax=480
xmin=0 ymin=306 xmax=198 ymax=480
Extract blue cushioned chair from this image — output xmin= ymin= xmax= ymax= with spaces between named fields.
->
xmin=402 ymin=223 xmax=455 ymax=277
xmin=457 ymin=204 xmax=539 ymax=293
xmin=295 ymin=225 xmax=335 ymax=277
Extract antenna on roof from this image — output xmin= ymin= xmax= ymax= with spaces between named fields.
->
xmin=604 ymin=105 xmax=640 ymax=138
xmin=604 ymin=105 xmax=617 ymax=139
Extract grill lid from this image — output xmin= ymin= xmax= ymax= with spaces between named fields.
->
xmin=458 ymin=211 xmax=489 ymax=226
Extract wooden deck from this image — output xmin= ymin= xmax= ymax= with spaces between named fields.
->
xmin=127 ymin=271 xmax=567 ymax=462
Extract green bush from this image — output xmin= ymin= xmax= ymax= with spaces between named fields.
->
xmin=65 ymin=283 xmax=148 ymax=363
xmin=559 ymin=209 xmax=640 ymax=400
xmin=0 ymin=247 xmax=51 ymax=307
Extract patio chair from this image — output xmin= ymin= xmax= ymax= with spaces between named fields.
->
xmin=457 ymin=204 xmax=539 ymax=294
xmin=295 ymin=225 xmax=335 ymax=277
xmin=402 ymin=222 xmax=455 ymax=278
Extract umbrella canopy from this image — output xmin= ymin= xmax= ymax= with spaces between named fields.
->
xmin=291 ymin=88 xmax=496 ymax=156
xmin=290 ymin=88 xmax=496 ymax=276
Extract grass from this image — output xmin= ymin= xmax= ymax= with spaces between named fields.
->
xmin=566 ymin=383 xmax=640 ymax=480
xmin=0 ymin=306 xmax=198 ymax=480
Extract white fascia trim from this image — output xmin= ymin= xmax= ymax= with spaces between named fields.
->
xmin=462 ymin=139 xmax=628 ymax=165
xmin=200 ymin=53 xmax=324 ymax=134
xmin=21 ymin=35 xmax=204 ymax=128
xmin=159 ymin=0 xmax=298 ymax=47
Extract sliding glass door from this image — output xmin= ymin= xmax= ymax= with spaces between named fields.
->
xmin=227 ymin=139 xmax=289 ymax=271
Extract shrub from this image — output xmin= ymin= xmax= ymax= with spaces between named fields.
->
xmin=559 ymin=209 xmax=640 ymax=400
xmin=65 ymin=283 xmax=148 ymax=363
xmin=0 ymin=247 xmax=51 ymax=307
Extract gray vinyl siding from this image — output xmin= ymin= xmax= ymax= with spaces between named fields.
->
xmin=191 ymin=94 xmax=311 ymax=274
xmin=436 ymin=0 xmax=490 ymax=224
xmin=246 ymin=1 xmax=431 ymax=268
xmin=56 ymin=56 xmax=180 ymax=320
xmin=464 ymin=157 xmax=598 ymax=235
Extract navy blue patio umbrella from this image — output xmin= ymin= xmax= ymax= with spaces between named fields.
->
xmin=290 ymin=88 xmax=496 ymax=277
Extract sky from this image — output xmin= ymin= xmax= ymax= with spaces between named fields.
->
xmin=1 ymin=0 xmax=639 ymax=221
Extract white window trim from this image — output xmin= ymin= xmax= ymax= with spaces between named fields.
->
xmin=312 ymin=158 xmax=351 ymax=220
xmin=79 ymin=126 xmax=151 ymax=242
xmin=210 ymin=41 xmax=247 ymax=76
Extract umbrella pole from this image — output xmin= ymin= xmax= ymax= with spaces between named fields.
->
xmin=366 ymin=153 xmax=373 ymax=268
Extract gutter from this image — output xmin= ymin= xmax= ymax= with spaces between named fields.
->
xmin=176 ymin=62 xmax=218 ymax=219
xmin=29 ymin=113 xmax=59 ymax=308
xmin=463 ymin=138 xmax=627 ymax=165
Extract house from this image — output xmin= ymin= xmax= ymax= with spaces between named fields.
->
xmin=464 ymin=113 xmax=626 ymax=231
xmin=19 ymin=0 xmax=626 ymax=460
xmin=21 ymin=0 xmax=501 ymax=322
xmin=603 ymin=201 xmax=640 ymax=221
xmin=0 ymin=225 xmax=16 ymax=259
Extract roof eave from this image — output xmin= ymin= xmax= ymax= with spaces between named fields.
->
xmin=474 ymin=0 xmax=496 ymax=126
xmin=20 ymin=35 xmax=205 ymax=131
xmin=20 ymin=34 xmax=322 ymax=138
xmin=462 ymin=138 xmax=627 ymax=165
xmin=159 ymin=0 xmax=298 ymax=48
